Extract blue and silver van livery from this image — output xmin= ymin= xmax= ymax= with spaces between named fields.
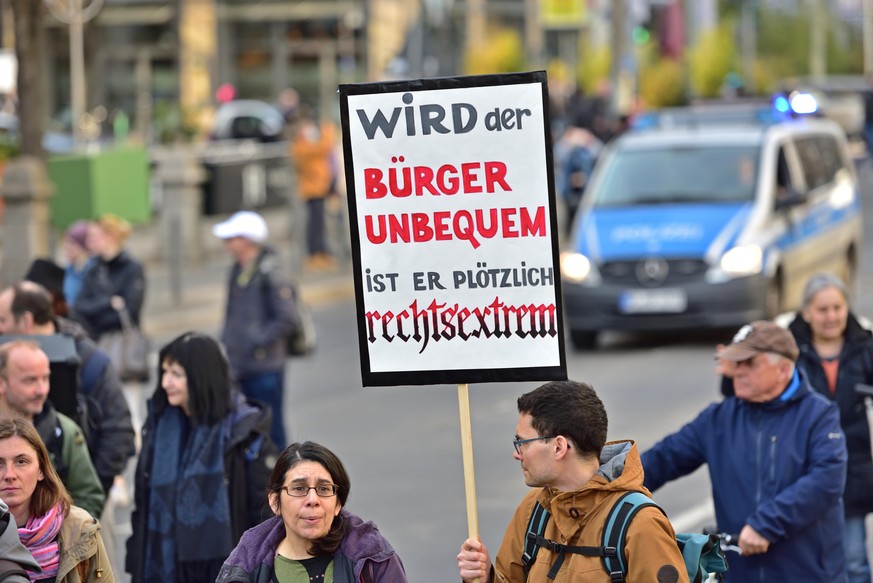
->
xmin=560 ymin=100 xmax=862 ymax=349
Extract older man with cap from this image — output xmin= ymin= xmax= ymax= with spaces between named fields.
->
xmin=212 ymin=211 xmax=298 ymax=448
xmin=641 ymin=320 xmax=848 ymax=583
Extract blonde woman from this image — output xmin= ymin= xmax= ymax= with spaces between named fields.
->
xmin=71 ymin=214 xmax=145 ymax=341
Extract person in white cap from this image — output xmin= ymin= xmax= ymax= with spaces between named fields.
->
xmin=212 ymin=211 xmax=298 ymax=447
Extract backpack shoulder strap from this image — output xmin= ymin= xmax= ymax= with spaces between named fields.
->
xmin=80 ymin=350 xmax=110 ymax=395
xmin=522 ymin=501 xmax=551 ymax=572
xmin=521 ymin=500 xmax=618 ymax=581
xmin=601 ymin=491 xmax=663 ymax=582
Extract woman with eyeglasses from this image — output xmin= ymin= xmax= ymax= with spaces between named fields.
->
xmin=216 ymin=441 xmax=408 ymax=583
xmin=0 ymin=418 xmax=114 ymax=582
xmin=125 ymin=332 xmax=278 ymax=583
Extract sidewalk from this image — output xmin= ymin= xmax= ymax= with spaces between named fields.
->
xmin=138 ymin=249 xmax=354 ymax=344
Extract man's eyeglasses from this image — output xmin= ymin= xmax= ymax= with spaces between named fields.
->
xmin=513 ymin=435 xmax=555 ymax=455
xmin=281 ymin=483 xmax=339 ymax=498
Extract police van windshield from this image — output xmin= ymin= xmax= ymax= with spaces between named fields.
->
xmin=593 ymin=145 xmax=760 ymax=207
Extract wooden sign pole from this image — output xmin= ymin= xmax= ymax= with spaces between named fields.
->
xmin=458 ymin=382 xmax=480 ymax=583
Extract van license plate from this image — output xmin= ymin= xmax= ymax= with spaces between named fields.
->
xmin=618 ymin=289 xmax=687 ymax=314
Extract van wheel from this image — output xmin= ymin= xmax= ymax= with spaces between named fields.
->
xmin=765 ymin=276 xmax=783 ymax=320
xmin=570 ymin=330 xmax=599 ymax=351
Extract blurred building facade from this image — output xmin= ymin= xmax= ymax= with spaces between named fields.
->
xmin=0 ymin=0 xmax=740 ymax=138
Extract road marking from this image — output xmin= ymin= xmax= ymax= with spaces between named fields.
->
xmin=669 ymin=497 xmax=715 ymax=533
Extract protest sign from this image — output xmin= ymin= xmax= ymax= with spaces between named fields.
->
xmin=339 ymin=71 xmax=566 ymax=387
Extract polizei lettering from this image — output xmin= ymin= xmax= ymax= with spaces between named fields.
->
xmin=364 ymin=296 xmax=558 ymax=354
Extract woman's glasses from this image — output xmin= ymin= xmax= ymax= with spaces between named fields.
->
xmin=282 ymin=483 xmax=339 ymax=498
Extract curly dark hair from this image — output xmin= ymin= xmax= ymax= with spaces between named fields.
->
xmin=517 ymin=380 xmax=608 ymax=461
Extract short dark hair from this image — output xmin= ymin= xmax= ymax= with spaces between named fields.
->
xmin=154 ymin=332 xmax=232 ymax=425
xmin=267 ymin=441 xmax=351 ymax=557
xmin=517 ymin=380 xmax=608 ymax=461
xmin=9 ymin=282 xmax=54 ymax=326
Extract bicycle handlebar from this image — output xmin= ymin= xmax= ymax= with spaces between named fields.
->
xmin=702 ymin=527 xmax=742 ymax=554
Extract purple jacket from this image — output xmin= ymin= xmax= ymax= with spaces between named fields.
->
xmin=215 ymin=510 xmax=408 ymax=583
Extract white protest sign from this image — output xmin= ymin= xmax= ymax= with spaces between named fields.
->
xmin=340 ymin=72 xmax=567 ymax=387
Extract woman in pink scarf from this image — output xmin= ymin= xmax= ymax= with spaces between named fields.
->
xmin=0 ymin=418 xmax=114 ymax=582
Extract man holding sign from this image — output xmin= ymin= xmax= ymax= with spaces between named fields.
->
xmin=457 ymin=381 xmax=688 ymax=583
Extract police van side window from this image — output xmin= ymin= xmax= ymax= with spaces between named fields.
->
xmin=794 ymin=136 xmax=828 ymax=190
xmin=775 ymin=146 xmax=796 ymax=204
xmin=814 ymin=135 xmax=843 ymax=184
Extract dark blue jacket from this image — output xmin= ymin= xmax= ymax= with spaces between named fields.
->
xmin=126 ymin=393 xmax=277 ymax=583
xmin=72 ymin=250 xmax=145 ymax=337
xmin=221 ymin=247 xmax=298 ymax=379
xmin=788 ymin=312 xmax=873 ymax=516
xmin=642 ymin=370 xmax=848 ymax=583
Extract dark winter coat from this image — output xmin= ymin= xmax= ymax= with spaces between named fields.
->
xmin=33 ymin=403 xmax=106 ymax=519
xmin=125 ymin=394 xmax=277 ymax=583
xmin=55 ymin=316 xmax=136 ymax=494
xmin=788 ymin=312 xmax=873 ymax=516
xmin=642 ymin=370 xmax=848 ymax=583
xmin=72 ymin=250 xmax=145 ymax=338
xmin=221 ymin=247 xmax=298 ymax=379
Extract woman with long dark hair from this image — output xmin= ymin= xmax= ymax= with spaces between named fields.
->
xmin=125 ymin=332 xmax=277 ymax=583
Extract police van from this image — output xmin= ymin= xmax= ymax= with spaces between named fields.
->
xmin=560 ymin=96 xmax=862 ymax=349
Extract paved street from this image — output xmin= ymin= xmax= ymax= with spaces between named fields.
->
xmin=103 ymin=157 xmax=873 ymax=582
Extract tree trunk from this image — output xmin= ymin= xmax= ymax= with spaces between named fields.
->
xmin=12 ymin=0 xmax=45 ymax=160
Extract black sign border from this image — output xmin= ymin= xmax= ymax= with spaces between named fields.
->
xmin=339 ymin=71 xmax=567 ymax=387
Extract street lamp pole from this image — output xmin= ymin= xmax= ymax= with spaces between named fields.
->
xmin=69 ymin=0 xmax=85 ymax=149
xmin=44 ymin=0 xmax=104 ymax=151
xmin=864 ymin=0 xmax=873 ymax=74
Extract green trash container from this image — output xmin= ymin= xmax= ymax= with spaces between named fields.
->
xmin=48 ymin=147 xmax=151 ymax=230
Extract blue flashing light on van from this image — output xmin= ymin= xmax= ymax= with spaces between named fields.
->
xmin=561 ymin=101 xmax=861 ymax=350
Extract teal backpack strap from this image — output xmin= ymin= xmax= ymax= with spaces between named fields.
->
xmin=601 ymin=491 xmax=661 ymax=582
xmin=521 ymin=500 xmax=619 ymax=580
xmin=522 ymin=501 xmax=551 ymax=572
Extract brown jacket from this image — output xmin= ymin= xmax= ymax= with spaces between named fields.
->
xmin=491 ymin=441 xmax=689 ymax=583
xmin=290 ymin=121 xmax=337 ymax=200
xmin=57 ymin=505 xmax=115 ymax=583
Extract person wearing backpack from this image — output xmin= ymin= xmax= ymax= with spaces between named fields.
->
xmin=457 ymin=380 xmax=689 ymax=583
xmin=642 ymin=321 xmax=848 ymax=583
xmin=0 ymin=281 xmax=136 ymax=497
xmin=213 ymin=211 xmax=300 ymax=449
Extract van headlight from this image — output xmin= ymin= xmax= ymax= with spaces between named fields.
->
xmin=720 ymin=245 xmax=763 ymax=277
xmin=561 ymin=252 xmax=593 ymax=283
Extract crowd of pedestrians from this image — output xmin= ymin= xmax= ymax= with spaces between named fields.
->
xmin=1 ymin=90 xmax=872 ymax=582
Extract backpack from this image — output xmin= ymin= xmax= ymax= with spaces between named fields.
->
xmin=77 ymin=349 xmax=111 ymax=440
xmin=522 ymin=491 xmax=728 ymax=582
xmin=257 ymin=265 xmax=317 ymax=357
